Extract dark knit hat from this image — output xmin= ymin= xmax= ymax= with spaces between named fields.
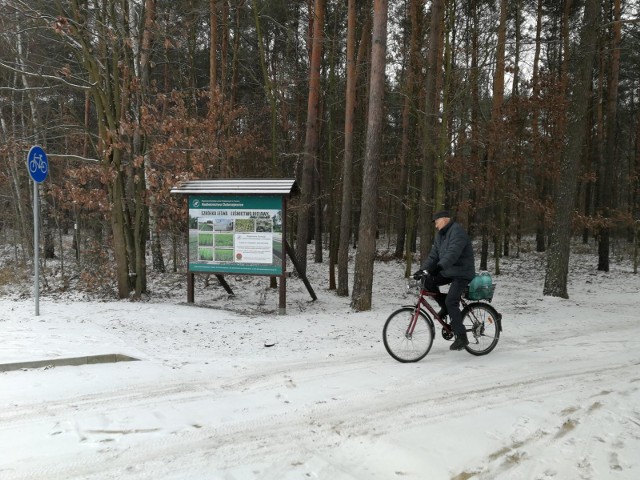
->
xmin=432 ymin=210 xmax=450 ymax=221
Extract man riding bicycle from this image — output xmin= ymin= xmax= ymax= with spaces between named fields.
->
xmin=414 ymin=210 xmax=476 ymax=351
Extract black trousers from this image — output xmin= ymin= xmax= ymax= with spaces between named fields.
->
xmin=422 ymin=274 xmax=470 ymax=337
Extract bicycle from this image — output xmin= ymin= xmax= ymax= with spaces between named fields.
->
xmin=383 ymin=273 xmax=503 ymax=362
xmin=29 ymin=154 xmax=48 ymax=175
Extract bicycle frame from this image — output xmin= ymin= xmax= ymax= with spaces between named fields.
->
xmin=405 ymin=290 xmax=440 ymax=335
xmin=405 ymin=288 xmax=473 ymax=337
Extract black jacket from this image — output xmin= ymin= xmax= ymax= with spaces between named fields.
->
xmin=420 ymin=221 xmax=475 ymax=280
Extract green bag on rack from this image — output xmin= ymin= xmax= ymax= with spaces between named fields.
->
xmin=466 ymin=272 xmax=495 ymax=301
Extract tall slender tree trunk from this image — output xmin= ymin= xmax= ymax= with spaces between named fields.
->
xmin=16 ymin=17 xmax=51 ymax=262
xmin=295 ymin=0 xmax=325 ymax=275
xmin=327 ymin=10 xmax=339 ymax=289
xmin=253 ymin=0 xmax=281 ymax=291
xmin=437 ymin=0 xmax=453 ymax=211
xmin=469 ymin=0 xmax=480 ymax=240
xmin=350 ymin=3 xmax=373 ymax=251
xmin=141 ymin=0 xmax=162 ymax=280
xmin=395 ymin=0 xmax=422 ymax=261
xmin=511 ymin=0 xmax=522 ymax=257
xmin=544 ymin=0 xmax=600 ymax=298
xmin=419 ymin=0 xmax=445 ymax=259
xmin=351 ymin=0 xmax=388 ymax=311
xmin=532 ymin=0 xmax=545 ymax=252
xmin=230 ymin=1 xmax=242 ymax=106
xmin=253 ymin=2 xmax=279 ymax=175
xmin=593 ymin=35 xmax=606 ymax=240
xmin=210 ymin=0 xmax=218 ymax=91
xmin=634 ymin=83 xmax=640 ymax=258
xmin=488 ymin=0 xmax=507 ymax=275
xmin=220 ymin=1 xmax=229 ymax=94
xmin=337 ymin=0 xmax=357 ymax=297
xmin=1 ymin=114 xmax=31 ymax=259
xmin=314 ymin=151 xmax=323 ymax=263
xmin=7 ymin=35 xmax=31 ymax=258
xmin=598 ymin=0 xmax=621 ymax=271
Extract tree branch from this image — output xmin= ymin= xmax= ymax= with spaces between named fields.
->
xmin=0 ymin=60 xmax=94 ymax=91
xmin=47 ymin=154 xmax=100 ymax=163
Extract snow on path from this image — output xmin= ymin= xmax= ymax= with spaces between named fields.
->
xmin=1 ymin=252 xmax=639 ymax=479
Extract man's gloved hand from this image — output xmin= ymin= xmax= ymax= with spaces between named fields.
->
xmin=412 ymin=270 xmax=424 ymax=280
xmin=427 ymin=264 xmax=442 ymax=277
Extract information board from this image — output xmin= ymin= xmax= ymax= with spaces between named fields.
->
xmin=188 ymin=195 xmax=284 ymax=275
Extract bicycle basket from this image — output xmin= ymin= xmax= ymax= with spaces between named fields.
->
xmin=465 ymin=272 xmax=495 ymax=301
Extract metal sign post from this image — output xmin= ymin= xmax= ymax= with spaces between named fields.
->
xmin=27 ymin=145 xmax=49 ymax=316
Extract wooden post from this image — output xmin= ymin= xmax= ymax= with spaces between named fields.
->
xmin=187 ymin=272 xmax=194 ymax=303
xmin=279 ymin=274 xmax=286 ymax=314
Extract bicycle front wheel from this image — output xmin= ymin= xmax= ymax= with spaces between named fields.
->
xmin=462 ymin=302 xmax=501 ymax=356
xmin=383 ymin=307 xmax=435 ymax=363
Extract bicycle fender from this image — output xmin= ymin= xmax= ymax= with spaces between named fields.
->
xmin=480 ymin=302 xmax=503 ymax=332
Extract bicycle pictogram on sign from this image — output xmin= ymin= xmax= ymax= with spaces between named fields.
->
xmin=27 ymin=145 xmax=49 ymax=183
xmin=29 ymin=154 xmax=48 ymax=175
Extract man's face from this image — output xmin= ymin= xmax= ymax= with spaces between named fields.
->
xmin=434 ymin=217 xmax=450 ymax=231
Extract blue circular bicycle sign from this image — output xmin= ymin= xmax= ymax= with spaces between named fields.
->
xmin=27 ymin=145 xmax=49 ymax=183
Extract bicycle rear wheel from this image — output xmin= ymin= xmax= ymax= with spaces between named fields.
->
xmin=462 ymin=302 xmax=501 ymax=356
xmin=383 ymin=307 xmax=435 ymax=363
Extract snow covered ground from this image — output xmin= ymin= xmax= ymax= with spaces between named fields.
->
xmin=1 ymin=244 xmax=639 ymax=479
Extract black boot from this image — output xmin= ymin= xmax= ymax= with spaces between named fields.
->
xmin=450 ymin=335 xmax=469 ymax=351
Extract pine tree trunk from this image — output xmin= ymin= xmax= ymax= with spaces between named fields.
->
xmin=544 ymin=0 xmax=600 ymax=298
xmin=394 ymin=0 xmax=422 ymax=260
xmin=469 ymin=0 xmax=480 ymax=242
xmin=295 ymin=0 xmax=325 ymax=275
xmin=598 ymin=0 xmax=621 ymax=272
xmin=337 ymin=0 xmax=357 ymax=297
xmin=489 ymin=0 xmax=507 ymax=275
xmin=351 ymin=0 xmax=388 ymax=312
xmin=419 ymin=0 xmax=444 ymax=260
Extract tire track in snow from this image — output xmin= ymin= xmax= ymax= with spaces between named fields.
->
xmin=3 ymin=357 xmax=637 ymax=480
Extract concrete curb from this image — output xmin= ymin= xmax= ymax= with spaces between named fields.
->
xmin=0 ymin=354 xmax=140 ymax=372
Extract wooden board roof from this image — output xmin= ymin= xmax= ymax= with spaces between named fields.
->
xmin=170 ymin=179 xmax=299 ymax=196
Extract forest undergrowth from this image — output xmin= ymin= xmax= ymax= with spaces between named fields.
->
xmin=0 ymin=233 xmax=637 ymax=309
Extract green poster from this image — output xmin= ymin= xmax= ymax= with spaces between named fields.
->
xmin=188 ymin=196 xmax=284 ymax=275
